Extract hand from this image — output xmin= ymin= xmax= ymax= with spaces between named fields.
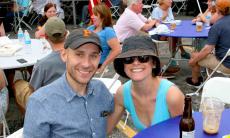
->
xmin=189 ymin=52 xmax=199 ymax=66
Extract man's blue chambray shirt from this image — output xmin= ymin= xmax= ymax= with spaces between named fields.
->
xmin=23 ymin=73 xmax=114 ymax=138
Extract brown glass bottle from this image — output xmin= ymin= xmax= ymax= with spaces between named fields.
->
xmin=179 ymin=95 xmax=195 ymax=138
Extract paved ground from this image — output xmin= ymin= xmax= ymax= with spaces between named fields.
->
xmin=5 ymin=14 xmax=228 ymax=137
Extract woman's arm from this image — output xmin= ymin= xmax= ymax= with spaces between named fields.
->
xmin=166 ymin=85 xmax=185 ymax=117
xmin=0 ymin=69 xmax=6 ymax=90
xmin=97 ymin=37 xmax=121 ymax=73
xmin=107 ymin=86 xmax=125 ymax=134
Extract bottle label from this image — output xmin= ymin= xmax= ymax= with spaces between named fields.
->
xmin=182 ymin=131 xmax=195 ymax=138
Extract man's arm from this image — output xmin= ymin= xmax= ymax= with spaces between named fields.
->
xmin=141 ymin=19 xmax=157 ymax=32
xmin=189 ymin=45 xmax=214 ymax=66
xmin=29 ymin=64 xmax=44 ymax=90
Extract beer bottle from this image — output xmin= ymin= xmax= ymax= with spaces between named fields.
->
xmin=179 ymin=95 xmax=195 ymax=138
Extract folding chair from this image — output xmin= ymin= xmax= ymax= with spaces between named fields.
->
xmin=200 ymin=77 xmax=230 ymax=105
xmin=6 ymin=128 xmax=23 ymax=138
xmin=13 ymin=0 xmax=32 ymax=32
xmin=172 ymin=0 xmax=188 ymax=15
xmin=142 ymin=0 xmax=158 ymax=17
xmin=107 ymin=0 xmax=120 ymax=19
xmin=187 ymin=49 xmax=230 ymax=96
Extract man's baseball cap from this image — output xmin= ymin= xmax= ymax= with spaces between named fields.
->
xmin=64 ymin=28 xmax=102 ymax=51
xmin=45 ymin=17 xmax=66 ymax=41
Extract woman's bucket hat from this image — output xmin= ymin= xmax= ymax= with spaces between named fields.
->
xmin=114 ymin=35 xmax=161 ymax=78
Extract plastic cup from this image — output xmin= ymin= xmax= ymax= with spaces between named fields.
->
xmin=170 ymin=21 xmax=177 ymax=30
xmin=196 ymin=22 xmax=203 ymax=32
xmin=200 ymin=97 xmax=225 ymax=135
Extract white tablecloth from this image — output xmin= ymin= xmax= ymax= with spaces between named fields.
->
xmin=0 ymin=39 xmax=51 ymax=69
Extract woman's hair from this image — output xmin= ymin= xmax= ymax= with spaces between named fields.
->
xmin=157 ymin=0 xmax=165 ymax=5
xmin=92 ymin=3 xmax=113 ymax=28
xmin=216 ymin=0 xmax=230 ymax=15
xmin=38 ymin=3 xmax=57 ymax=26
xmin=44 ymin=3 xmax=57 ymax=13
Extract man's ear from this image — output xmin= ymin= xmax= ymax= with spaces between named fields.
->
xmin=60 ymin=49 xmax=67 ymax=62
xmin=44 ymin=33 xmax=49 ymax=40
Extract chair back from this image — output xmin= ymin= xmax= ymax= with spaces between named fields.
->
xmin=94 ymin=74 xmax=121 ymax=94
xmin=201 ymin=77 xmax=230 ymax=105
xmin=6 ymin=128 xmax=23 ymax=138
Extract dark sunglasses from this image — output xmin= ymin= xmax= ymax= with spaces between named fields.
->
xmin=123 ymin=55 xmax=151 ymax=64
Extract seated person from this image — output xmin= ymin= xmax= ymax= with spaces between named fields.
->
xmin=191 ymin=0 xmax=216 ymax=51
xmin=0 ymin=69 xmax=9 ymax=134
xmin=35 ymin=3 xmax=57 ymax=38
xmin=113 ymin=0 xmax=158 ymax=43
xmin=107 ymin=35 xmax=184 ymax=132
xmin=0 ymin=22 xmax=5 ymax=36
xmin=87 ymin=4 xmax=121 ymax=73
xmin=32 ymin=0 xmax=64 ymax=19
xmin=14 ymin=17 xmax=67 ymax=113
xmin=186 ymin=0 xmax=230 ymax=87
xmin=192 ymin=0 xmax=216 ymax=24
xmin=23 ymin=28 xmax=114 ymax=137
xmin=151 ymin=0 xmax=190 ymax=59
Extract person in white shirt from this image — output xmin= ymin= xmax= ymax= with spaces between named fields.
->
xmin=114 ymin=0 xmax=158 ymax=43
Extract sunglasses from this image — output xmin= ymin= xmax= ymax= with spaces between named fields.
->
xmin=123 ymin=55 xmax=151 ymax=64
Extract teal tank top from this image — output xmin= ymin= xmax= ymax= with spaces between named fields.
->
xmin=123 ymin=79 xmax=173 ymax=131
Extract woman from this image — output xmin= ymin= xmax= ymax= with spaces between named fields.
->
xmin=87 ymin=3 xmax=121 ymax=73
xmin=192 ymin=0 xmax=216 ymax=24
xmin=35 ymin=3 xmax=57 ymax=38
xmin=107 ymin=36 xmax=184 ymax=132
xmin=0 ymin=69 xmax=9 ymax=135
xmin=151 ymin=0 xmax=190 ymax=60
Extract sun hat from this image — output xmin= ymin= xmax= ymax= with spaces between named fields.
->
xmin=64 ymin=28 xmax=102 ymax=51
xmin=45 ymin=17 xmax=66 ymax=42
xmin=114 ymin=35 xmax=161 ymax=78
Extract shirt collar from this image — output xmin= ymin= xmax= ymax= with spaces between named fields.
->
xmin=61 ymin=73 xmax=95 ymax=102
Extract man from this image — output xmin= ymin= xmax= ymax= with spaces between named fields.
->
xmin=23 ymin=28 xmax=114 ymax=138
xmin=14 ymin=17 xmax=67 ymax=112
xmin=113 ymin=0 xmax=157 ymax=42
xmin=186 ymin=0 xmax=230 ymax=87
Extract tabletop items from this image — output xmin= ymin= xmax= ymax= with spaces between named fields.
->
xmin=200 ymin=97 xmax=225 ymax=135
xmin=0 ymin=36 xmax=23 ymax=56
xmin=179 ymin=95 xmax=195 ymax=138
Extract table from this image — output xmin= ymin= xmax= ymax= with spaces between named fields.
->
xmin=0 ymin=39 xmax=51 ymax=69
xmin=160 ymin=20 xmax=209 ymax=38
xmin=61 ymin=0 xmax=88 ymax=27
xmin=134 ymin=109 xmax=230 ymax=138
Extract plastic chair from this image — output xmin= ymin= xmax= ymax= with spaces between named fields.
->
xmin=142 ymin=0 xmax=158 ymax=17
xmin=6 ymin=128 xmax=23 ymax=138
xmin=94 ymin=73 xmax=121 ymax=95
xmin=200 ymin=77 xmax=230 ymax=106
xmin=172 ymin=0 xmax=188 ymax=14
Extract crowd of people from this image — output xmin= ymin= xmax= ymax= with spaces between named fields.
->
xmin=1 ymin=0 xmax=230 ymax=137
